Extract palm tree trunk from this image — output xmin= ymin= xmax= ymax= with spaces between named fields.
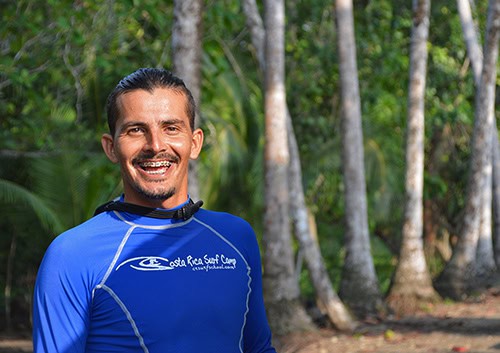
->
xmin=242 ymin=0 xmax=265 ymax=74
xmin=262 ymin=0 xmax=313 ymax=335
xmin=386 ymin=0 xmax=440 ymax=314
xmin=287 ymin=111 xmax=355 ymax=331
xmin=493 ymin=130 xmax=500 ymax=266
xmin=457 ymin=0 xmax=498 ymax=279
xmin=456 ymin=0 xmax=483 ymax=86
xmin=335 ymin=0 xmax=384 ymax=319
xmin=172 ymin=0 xmax=204 ymax=200
xmin=435 ymin=0 xmax=500 ymax=299
xmin=242 ymin=0 xmax=355 ymax=331
xmin=475 ymin=168 xmax=496 ymax=279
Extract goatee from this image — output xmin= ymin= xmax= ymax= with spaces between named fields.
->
xmin=136 ymin=185 xmax=176 ymax=203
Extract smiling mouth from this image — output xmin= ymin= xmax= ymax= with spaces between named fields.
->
xmin=137 ymin=160 xmax=172 ymax=175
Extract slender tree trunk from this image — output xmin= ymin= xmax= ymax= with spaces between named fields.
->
xmin=435 ymin=0 xmax=500 ymax=299
xmin=242 ymin=0 xmax=265 ymax=74
xmin=287 ymin=113 xmax=355 ymax=331
xmin=457 ymin=0 xmax=483 ymax=85
xmin=387 ymin=0 xmax=440 ymax=315
xmin=493 ymin=129 xmax=500 ymax=266
xmin=172 ymin=0 xmax=204 ymax=200
xmin=262 ymin=0 xmax=313 ymax=335
xmin=242 ymin=0 xmax=355 ymax=331
xmin=475 ymin=165 xmax=497 ymax=279
xmin=457 ymin=0 xmax=499 ymax=275
xmin=335 ymin=0 xmax=384 ymax=319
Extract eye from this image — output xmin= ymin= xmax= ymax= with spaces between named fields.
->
xmin=127 ymin=127 xmax=145 ymax=135
xmin=164 ymin=125 xmax=179 ymax=134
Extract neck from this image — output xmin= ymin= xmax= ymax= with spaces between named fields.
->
xmin=123 ymin=194 xmax=189 ymax=210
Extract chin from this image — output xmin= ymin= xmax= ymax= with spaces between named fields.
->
xmin=137 ymin=187 xmax=176 ymax=202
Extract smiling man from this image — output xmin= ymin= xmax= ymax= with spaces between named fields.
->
xmin=32 ymin=68 xmax=277 ymax=353
xmin=102 ymin=85 xmax=202 ymax=208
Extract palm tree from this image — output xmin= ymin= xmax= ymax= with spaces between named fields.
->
xmin=335 ymin=0 xmax=384 ymax=318
xmin=0 ymin=152 xmax=120 ymax=330
xmin=242 ymin=0 xmax=355 ymax=331
xmin=262 ymin=0 xmax=313 ymax=334
xmin=435 ymin=0 xmax=500 ymax=299
xmin=456 ymin=0 xmax=497 ymax=280
xmin=386 ymin=0 xmax=440 ymax=314
xmin=172 ymin=0 xmax=204 ymax=201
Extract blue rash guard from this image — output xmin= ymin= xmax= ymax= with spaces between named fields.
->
xmin=33 ymin=201 xmax=276 ymax=353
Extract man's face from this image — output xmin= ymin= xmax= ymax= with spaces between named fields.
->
xmin=101 ymin=88 xmax=203 ymax=209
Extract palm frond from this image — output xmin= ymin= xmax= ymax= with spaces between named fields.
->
xmin=0 ymin=178 xmax=64 ymax=235
xmin=30 ymin=152 xmax=121 ymax=226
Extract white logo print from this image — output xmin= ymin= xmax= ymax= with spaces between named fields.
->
xmin=116 ymin=256 xmax=173 ymax=271
xmin=116 ymin=253 xmax=238 ymax=272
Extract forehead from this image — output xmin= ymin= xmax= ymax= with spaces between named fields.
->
xmin=116 ymin=88 xmax=188 ymax=121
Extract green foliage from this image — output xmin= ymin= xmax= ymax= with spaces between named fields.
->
xmin=0 ymin=152 xmax=120 ymax=234
xmin=0 ymin=179 xmax=64 ymax=235
xmin=0 ymin=0 xmax=176 ymax=152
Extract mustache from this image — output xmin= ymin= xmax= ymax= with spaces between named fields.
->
xmin=133 ymin=152 xmax=180 ymax=164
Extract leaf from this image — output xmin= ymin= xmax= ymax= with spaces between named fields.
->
xmin=0 ymin=178 xmax=64 ymax=235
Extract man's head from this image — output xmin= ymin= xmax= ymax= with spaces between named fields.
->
xmin=101 ymin=68 xmax=203 ymax=209
xmin=106 ymin=68 xmax=196 ymax=137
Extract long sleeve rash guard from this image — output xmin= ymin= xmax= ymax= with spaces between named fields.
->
xmin=33 ymin=206 xmax=276 ymax=353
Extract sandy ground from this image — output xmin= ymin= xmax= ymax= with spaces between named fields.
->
xmin=274 ymin=290 xmax=500 ymax=353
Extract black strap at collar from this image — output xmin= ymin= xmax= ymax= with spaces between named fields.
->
xmin=94 ymin=199 xmax=203 ymax=220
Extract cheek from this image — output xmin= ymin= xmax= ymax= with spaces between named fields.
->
xmin=169 ymin=138 xmax=193 ymax=155
xmin=115 ymin=140 xmax=143 ymax=160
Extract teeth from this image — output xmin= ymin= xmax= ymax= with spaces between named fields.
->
xmin=140 ymin=161 xmax=172 ymax=168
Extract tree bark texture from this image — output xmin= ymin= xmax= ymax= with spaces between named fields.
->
xmin=475 ymin=163 xmax=497 ymax=278
xmin=262 ymin=0 xmax=313 ymax=335
xmin=457 ymin=0 xmax=498 ymax=277
xmin=172 ymin=0 xmax=204 ymax=200
xmin=457 ymin=0 xmax=484 ymax=85
xmin=387 ymin=0 xmax=440 ymax=315
xmin=435 ymin=0 xmax=500 ymax=299
xmin=243 ymin=0 xmax=355 ymax=331
xmin=287 ymin=112 xmax=355 ymax=331
xmin=242 ymin=0 xmax=265 ymax=74
xmin=493 ymin=129 xmax=500 ymax=267
xmin=492 ymin=131 xmax=500 ymax=268
xmin=473 ymin=9 xmax=498 ymax=280
xmin=335 ymin=0 xmax=384 ymax=319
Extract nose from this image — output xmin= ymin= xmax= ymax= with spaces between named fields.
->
xmin=144 ymin=129 xmax=165 ymax=154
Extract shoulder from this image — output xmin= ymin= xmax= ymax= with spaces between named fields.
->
xmin=43 ymin=212 xmax=125 ymax=263
xmin=193 ymin=209 xmax=255 ymax=235
xmin=38 ymin=213 xmax=126 ymax=287
xmin=192 ymin=209 xmax=261 ymax=256
xmin=50 ymin=213 xmax=114 ymax=244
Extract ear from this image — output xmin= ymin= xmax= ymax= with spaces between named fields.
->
xmin=189 ymin=128 xmax=204 ymax=160
xmin=101 ymin=133 xmax=119 ymax=163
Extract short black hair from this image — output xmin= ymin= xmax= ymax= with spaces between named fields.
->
xmin=106 ymin=68 xmax=196 ymax=136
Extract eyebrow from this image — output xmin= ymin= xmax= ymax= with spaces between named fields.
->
xmin=118 ymin=119 xmax=187 ymax=133
xmin=160 ymin=118 xmax=187 ymax=127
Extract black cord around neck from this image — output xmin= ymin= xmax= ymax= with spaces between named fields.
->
xmin=93 ymin=199 xmax=203 ymax=220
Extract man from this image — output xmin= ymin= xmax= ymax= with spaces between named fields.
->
xmin=33 ymin=68 xmax=277 ymax=353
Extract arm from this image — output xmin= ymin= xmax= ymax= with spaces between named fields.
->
xmin=243 ymin=227 xmax=277 ymax=353
xmin=32 ymin=235 xmax=91 ymax=353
